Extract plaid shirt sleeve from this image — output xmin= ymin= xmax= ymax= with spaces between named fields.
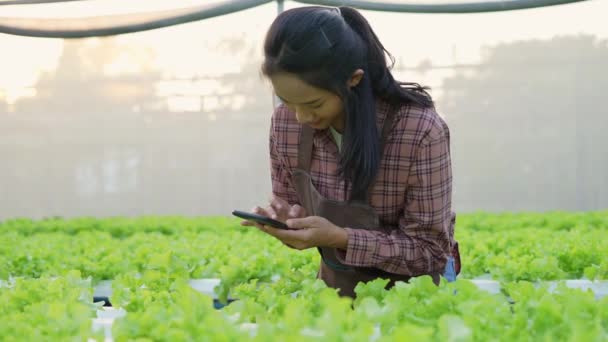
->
xmin=336 ymin=112 xmax=453 ymax=276
xmin=269 ymin=107 xmax=301 ymax=205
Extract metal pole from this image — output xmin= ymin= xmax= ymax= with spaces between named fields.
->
xmin=0 ymin=0 xmax=274 ymax=38
xmin=293 ymin=0 xmax=588 ymax=14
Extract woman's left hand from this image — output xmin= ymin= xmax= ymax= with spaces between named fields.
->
xmin=256 ymin=216 xmax=348 ymax=250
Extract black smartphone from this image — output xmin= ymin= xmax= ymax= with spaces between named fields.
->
xmin=232 ymin=210 xmax=290 ymax=230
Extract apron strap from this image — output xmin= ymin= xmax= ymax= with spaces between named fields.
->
xmin=297 ymin=103 xmax=398 ymax=201
xmin=297 ymin=124 xmax=315 ymax=171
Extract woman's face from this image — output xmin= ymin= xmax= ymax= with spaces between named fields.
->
xmin=270 ymin=72 xmax=345 ymax=131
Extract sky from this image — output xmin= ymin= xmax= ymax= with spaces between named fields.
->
xmin=0 ymin=0 xmax=607 ymax=105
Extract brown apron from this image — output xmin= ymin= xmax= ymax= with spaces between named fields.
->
xmin=292 ymin=107 xmax=441 ymax=298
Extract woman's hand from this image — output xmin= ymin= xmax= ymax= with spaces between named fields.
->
xmin=258 ymin=216 xmax=348 ymax=250
xmin=239 ymin=196 xmax=348 ymax=250
xmin=240 ymin=195 xmax=306 ymax=229
xmin=266 ymin=194 xmax=307 ymax=222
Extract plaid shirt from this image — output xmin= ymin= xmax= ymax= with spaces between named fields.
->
xmin=269 ymin=99 xmax=456 ymax=276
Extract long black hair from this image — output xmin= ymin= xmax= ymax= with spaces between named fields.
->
xmin=262 ymin=6 xmax=433 ymax=202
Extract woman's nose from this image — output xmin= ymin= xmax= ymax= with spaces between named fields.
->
xmin=295 ymin=110 xmax=314 ymax=124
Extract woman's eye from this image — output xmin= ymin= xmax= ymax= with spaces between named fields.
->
xmin=312 ymin=103 xmax=323 ymax=109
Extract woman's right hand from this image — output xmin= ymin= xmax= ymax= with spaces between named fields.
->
xmin=240 ymin=195 xmax=306 ymax=228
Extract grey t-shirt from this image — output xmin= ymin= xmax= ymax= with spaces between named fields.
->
xmin=329 ymin=125 xmax=342 ymax=152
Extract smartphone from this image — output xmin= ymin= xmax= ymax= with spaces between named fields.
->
xmin=232 ymin=210 xmax=290 ymax=230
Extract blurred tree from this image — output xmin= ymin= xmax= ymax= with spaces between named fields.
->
xmin=15 ymin=38 xmax=165 ymax=114
xmin=441 ymin=34 xmax=608 ymax=211
xmin=212 ymin=34 xmax=274 ymax=116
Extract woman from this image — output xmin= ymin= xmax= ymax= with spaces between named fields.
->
xmin=241 ymin=6 xmax=460 ymax=298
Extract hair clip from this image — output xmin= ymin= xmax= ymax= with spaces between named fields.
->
xmin=320 ymin=28 xmax=333 ymax=48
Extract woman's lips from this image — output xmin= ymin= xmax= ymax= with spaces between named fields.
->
xmin=309 ymin=119 xmax=323 ymax=127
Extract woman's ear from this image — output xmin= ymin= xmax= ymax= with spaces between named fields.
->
xmin=347 ymin=69 xmax=364 ymax=88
